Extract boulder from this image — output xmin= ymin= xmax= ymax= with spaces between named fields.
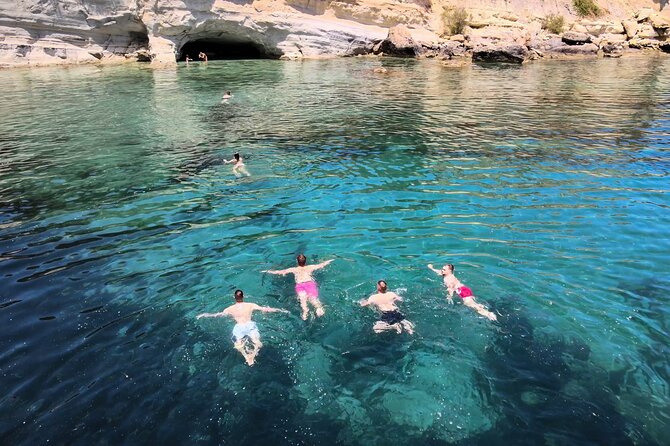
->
xmin=621 ymin=20 xmax=638 ymax=39
xmin=636 ymin=23 xmax=659 ymax=39
xmin=628 ymin=38 xmax=659 ymax=49
xmin=599 ymin=33 xmax=627 ymax=43
xmin=649 ymin=13 xmax=670 ymax=31
xmin=438 ymin=40 xmax=467 ymax=58
xmin=472 ymin=44 xmax=529 ymax=63
xmin=551 ymin=42 xmax=599 ymax=56
xmin=562 ymin=31 xmax=591 ymax=45
xmin=580 ymin=21 xmax=625 ymax=36
xmin=133 ymin=49 xmax=151 ymax=62
xmin=375 ymin=24 xmax=420 ymax=57
xmin=636 ymin=8 xmax=654 ymax=23
xmin=571 ymin=24 xmax=589 ymax=34
xmin=450 ymin=34 xmax=465 ymax=42
xmin=601 ymin=43 xmax=623 ymax=58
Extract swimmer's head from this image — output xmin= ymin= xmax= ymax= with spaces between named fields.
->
xmin=234 ymin=289 xmax=244 ymax=302
xmin=226 ymin=91 xmax=231 ymax=95
xmin=296 ymin=254 xmax=307 ymax=267
xmin=444 ymin=264 xmax=454 ymax=274
xmin=234 ymin=153 xmax=240 ymax=160
xmin=377 ymin=280 xmax=387 ymax=293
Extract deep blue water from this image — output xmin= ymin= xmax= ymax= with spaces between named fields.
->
xmin=0 ymin=56 xmax=669 ymax=445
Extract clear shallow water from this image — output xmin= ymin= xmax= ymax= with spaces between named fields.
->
xmin=0 ymin=57 xmax=669 ymax=445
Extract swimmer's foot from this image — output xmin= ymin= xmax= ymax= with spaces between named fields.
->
xmin=395 ymin=324 xmax=402 ymax=334
xmin=315 ymin=307 xmax=325 ymax=317
xmin=301 ymin=310 xmax=309 ymax=321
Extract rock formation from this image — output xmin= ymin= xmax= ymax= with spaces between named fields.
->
xmin=0 ymin=0 xmax=668 ymax=68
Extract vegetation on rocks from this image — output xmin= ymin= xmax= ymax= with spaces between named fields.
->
xmin=573 ymin=0 xmax=602 ymax=17
xmin=542 ymin=14 xmax=566 ymax=34
xmin=442 ymin=7 xmax=469 ymax=35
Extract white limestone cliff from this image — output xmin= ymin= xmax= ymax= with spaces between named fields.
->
xmin=0 ymin=0 xmax=668 ymax=68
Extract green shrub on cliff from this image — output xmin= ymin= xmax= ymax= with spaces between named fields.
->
xmin=442 ymin=7 xmax=469 ymax=35
xmin=573 ymin=0 xmax=602 ymax=17
xmin=542 ymin=14 xmax=565 ymax=34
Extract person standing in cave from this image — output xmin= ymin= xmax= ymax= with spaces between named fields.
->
xmin=185 ymin=54 xmax=192 ymax=65
xmin=198 ymin=51 xmax=208 ymax=62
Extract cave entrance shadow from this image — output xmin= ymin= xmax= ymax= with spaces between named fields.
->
xmin=178 ymin=39 xmax=276 ymax=61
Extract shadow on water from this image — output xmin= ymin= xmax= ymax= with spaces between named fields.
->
xmin=469 ymin=298 xmax=658 ymax=446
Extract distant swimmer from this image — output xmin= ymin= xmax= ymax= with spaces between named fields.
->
xmin=428 ymin=263 xmax=497 ymax=321
xmin=185 ymin=55 xmax=192 ymax=65
xmin=222 ymin=91 xmax=233 ymax=100
xmin=198 ymin=51 xmax=208 ymax=62
xmin=196 ymin=289 xmax=288 ymax=366
xmin=223 ymin=152 xmax=250 ymax=177
xmin=359 ymin=280 xmax=414 ymax=334
xmin=264 ymin=254 xmax=333 ymax=320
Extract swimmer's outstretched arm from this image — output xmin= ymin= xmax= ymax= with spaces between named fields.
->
xmin=359 ymin=298 xmax=370 ymax=307
xmin=311 ymin=259 xmax=334 ymax=270
xmin=257 ymin=306 xmax=290 ymax=314
xmin=196 ymin=311 xmax=226 ymax=319
xmin=427 ymin=264 xmax=443 ymax=275
xmin=262 ymin=267 xmax=293 ymax=276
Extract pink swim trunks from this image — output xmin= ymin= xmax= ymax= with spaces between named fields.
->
xmin=295 ymin=281 xmax=319 ymax=299
xmin=458 ymin=286 xmax=473 ymax=299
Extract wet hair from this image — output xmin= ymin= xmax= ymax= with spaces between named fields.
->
xmin=296 ymin=254 xmax=307 ymax=267
xmin=446 ymin=264 xmax=455 ymax=272
xmin=234 ymin=153 xmax=240 ymax=161
xmin=234 ymin=289 xmax=244 ymax=302
xmin=377 ymin=280 xmax=387 ymax=292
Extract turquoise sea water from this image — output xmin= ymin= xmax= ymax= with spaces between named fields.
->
xmin=0 ymin=57 xmax=669 ymax=445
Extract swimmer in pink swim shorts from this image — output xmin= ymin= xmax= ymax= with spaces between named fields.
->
xmin=263 ymin=254 xmax=334 ymax=320
xmin=428 ymin=263 xmax=497 ymax=321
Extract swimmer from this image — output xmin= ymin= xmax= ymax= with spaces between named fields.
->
xmin=359 ymin=280 xmax=414 ymax=334
xmin=221 ymin=91 xmax=233 ymax=101
xmin=263 ymin=254 xmax=333 ymax=321
xmin=185 ymin=55 xmax=192 ymax=65
xmin=428 ymin=263 xmax=497 ymax=321
xmin=223 ymin=152 xmax=250 ymax=177
xmin=196 ymin=289 xmax=288 ymax=366
xmin=198 ymin=51 xmax=208 ymax=62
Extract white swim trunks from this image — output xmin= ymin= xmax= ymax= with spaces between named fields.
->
xmin=232 ymin=321 xmax=259 ymax=342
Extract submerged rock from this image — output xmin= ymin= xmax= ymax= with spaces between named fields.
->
xmin=472 ymin=44 xmax=529 ymax=63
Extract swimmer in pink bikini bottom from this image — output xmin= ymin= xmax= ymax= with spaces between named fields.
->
xmin=457 ymin=286 xmax=473 ymax=299
xmin=295 ymin=281 xmax=319 ymax=299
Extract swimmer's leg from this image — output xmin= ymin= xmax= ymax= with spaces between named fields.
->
xmin=240 ymin=166 xmax=251 ymax=177
xmin=463 ymin=297 xmax=497 ymax=321
xmin=234 ymin=339 xmax=253 ymax=365
xmin=246 ymin=332 xmax=263 ymax=366
xmin=401 ymin=319 xmax=415 ymax=335
xmin=297 ymin=292 xmax=310 ymax=320
xmin=373 ymin=321 xmax=399 ymax=334
xmin=310 ymin=297 xmax=325 ymax=317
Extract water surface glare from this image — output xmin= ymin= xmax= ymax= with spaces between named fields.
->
xmin=0 ymin=57 xmax=669 ymax=445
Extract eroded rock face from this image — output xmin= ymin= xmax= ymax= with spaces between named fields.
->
xmin=0 ymin=0 xmax=668 ymax=68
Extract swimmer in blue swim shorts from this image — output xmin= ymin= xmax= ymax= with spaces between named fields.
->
xmin=197 ymin=290 xmax=289 ymax=366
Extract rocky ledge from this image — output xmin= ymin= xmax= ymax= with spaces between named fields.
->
xmin=0 ymin=1 xmax=668 ymax=68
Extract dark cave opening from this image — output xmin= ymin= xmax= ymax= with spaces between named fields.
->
xmin=178 ymin=39 xmax=273 ymax=61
